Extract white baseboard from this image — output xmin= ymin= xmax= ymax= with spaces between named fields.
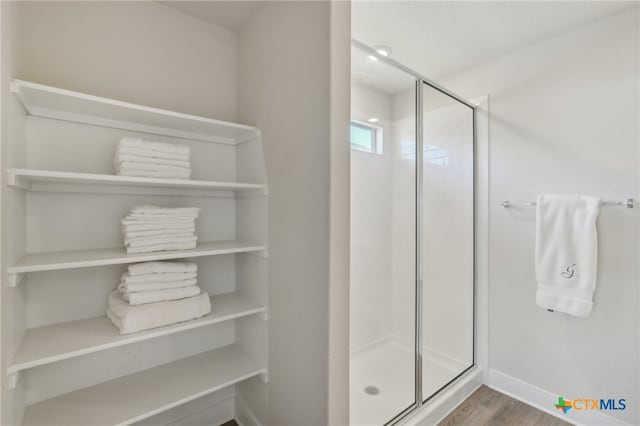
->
xmin=236 ymin=394 xmax=263 ymax=426
xmin=401 ymin=366 xmax=482 ymax=426
xmin=486 ymin=369 xmax=631 ymax=426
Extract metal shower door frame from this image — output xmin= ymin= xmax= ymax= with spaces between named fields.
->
xmin=351 ymin=39 xmax=477 ymax=426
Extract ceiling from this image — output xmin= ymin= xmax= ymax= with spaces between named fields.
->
xmin=353 ymin=1 xmax=638 ymax=88
xmin=160 ymin=1 xmax=262 ymax=31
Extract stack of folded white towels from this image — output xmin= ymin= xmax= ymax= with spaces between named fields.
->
xmin=114 ymin=136 xmax=191 ymax=179
xmin=107 ymin=261 xmax=211 ymax=334
xmin=122 ymin=205 xmax=199 ymax=254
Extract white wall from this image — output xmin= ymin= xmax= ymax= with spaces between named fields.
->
xmin=1 ymin=2 xmax=26 ymax=425
xmin=238 ymin=2 xmax=344 ymax=425
xmin=350 ymin=82 xmax=393 ymax=351
xmin=443 ymin=9 xmax=639 ymax=424
xmin=21 ymin=1 xmax=238 ymax=121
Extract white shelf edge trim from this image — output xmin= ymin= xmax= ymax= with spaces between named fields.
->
xmin=8 ymin=241 xmax=267 ymax=275
xmin=7 ymin=293 xmax=266 ymax=377
xmin=7 ymin=168 xmax=267 ymax=193
xmin=10 ymin=79 xmax=260 ymax=145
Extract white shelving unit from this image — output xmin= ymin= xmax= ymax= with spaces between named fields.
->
xmin=22 ymin=344 xmax=265 ymax=426
xmin=3 ymin=80 xmax=269 ymax=425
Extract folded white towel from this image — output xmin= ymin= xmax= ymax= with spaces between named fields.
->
xmin=123 ymin=216 xmax=195 ymax=222
xmin=128 ymin=261 xmax=197 ymax=275
xmin=123 ymin=219 xmax=195 ymax=226
xmin=118 ymin=278 xmax=198 ymax=293
xmin=117 ymin=168 xmax=191 ymax=179
xmin=114 ymin=153 xmax=191 ymax=169
xmin=120 ymin=137 xmax=190 ymax=156
xmin=126 ymin=235 xmax=197 ymax=248
xmin=107 ymin=291 xmax=211 ymax=334
xmin=123 ymin=229 xmax=194 ymax=239
xmin=121 ymin=285 xmax=202 ymax=306
xmin=121 ymin=271 xmax=197 ymax=284
xmin=126 ymin=240 xmax=197 ymax=254
xmin=535 ymin=194 xmax=601 ymax=317
xmin=117 ymin=161 xmax=191 ymax=174
xmin=118 ymin=146 xmax=189 ymax=161
xmin=122 ymin=222 xmax=195 ymax=233
xmin=129 ymin=206 xmax=200 ymax=217
xmin=124 ymin=233 xmax=194 ymax=245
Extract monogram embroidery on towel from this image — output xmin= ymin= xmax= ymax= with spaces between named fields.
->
xmin=561 ymin=264 xmax=577 ymax=279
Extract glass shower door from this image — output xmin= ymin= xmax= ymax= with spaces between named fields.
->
xmin=420 ymin=82 xmax=475 ymax=401
xmin=350 ymin=45 xmax=417 ymax=425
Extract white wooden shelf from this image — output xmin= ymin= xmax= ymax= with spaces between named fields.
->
xmin=21 ymin=344 xmax=265 ymax=426
xmin=11 ymin=79 xmax=260 ymax=145
xmin=8 ymin=241 xmax=267 ymax=275
xmin=7 ymin=168 xmax=266 ymax=193
xmin=8 ymin=292 xmax=266 ymax=375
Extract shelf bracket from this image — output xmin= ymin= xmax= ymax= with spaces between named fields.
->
xmin=260 ymin=370 xmax=269 ymax=384
xmin=7 ymin=273 xmax=24 ymax=288
xmin=260 ymin=309 xmax=269 ymax=321
xmin=6 ymin=372 xmax=19 ymax=390
xmin=6 ymin=170 xmax=29 ymax=190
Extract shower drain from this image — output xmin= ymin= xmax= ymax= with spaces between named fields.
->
xmin=364 ymin=386 xmax=381 ymax=396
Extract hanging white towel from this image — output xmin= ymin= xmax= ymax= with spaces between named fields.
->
xmin=535 ymin=194 xmax=600 ymax=317
xmin=120 ymin=285 xmax=202 ymax=306
xmin=127 ymin=260 xmax=197 ymax=275
xmin=107 ymin=291 xmax=211 ymax=334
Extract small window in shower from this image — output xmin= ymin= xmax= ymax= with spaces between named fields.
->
xmin=350 ymin=121 xmax=382 ymax=154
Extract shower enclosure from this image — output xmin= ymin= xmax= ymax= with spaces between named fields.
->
xmin=350 ymin=41 xmax=475 ymax=425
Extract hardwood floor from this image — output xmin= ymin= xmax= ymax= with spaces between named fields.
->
xmin=221 ymin=386 xmax=569 ymax=426
xmin=438 ymin=386 xmax=573 ymax=426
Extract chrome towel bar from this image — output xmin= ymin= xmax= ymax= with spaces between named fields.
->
xmin=502 ymin=198 xmax=634 ymax=209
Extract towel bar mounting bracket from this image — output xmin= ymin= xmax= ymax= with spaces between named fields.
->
xmin=260 ymin=370 xmax=269 ymax=384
